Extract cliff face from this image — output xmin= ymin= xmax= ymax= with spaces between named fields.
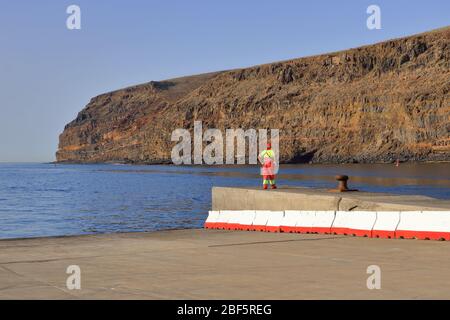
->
xmin=57 ymin=27 xmax=450 ymax=164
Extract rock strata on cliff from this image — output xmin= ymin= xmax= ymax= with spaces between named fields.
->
xmin=57 ymin=27 xmax=450 ymax=164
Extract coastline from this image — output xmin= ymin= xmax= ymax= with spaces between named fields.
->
xmin=51 ymin=159 xmax=450 ymax=165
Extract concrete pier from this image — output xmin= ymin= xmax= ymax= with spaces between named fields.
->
xmin=2 ymin=229 xmax=450 ymax=299
xmin=2 ymin=187 xmax=450 ymax=299
xmin=212 ymin=186 xmax=450 ymax=211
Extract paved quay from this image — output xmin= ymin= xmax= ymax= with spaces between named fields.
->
xmin=1 ymin=228 xmax=450 ymax=299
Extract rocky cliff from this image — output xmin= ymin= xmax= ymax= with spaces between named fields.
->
xmin=57 ymin=27 xmax=450 ymax=164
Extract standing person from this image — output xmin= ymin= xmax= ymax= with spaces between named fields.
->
xmin=258 ymin=142 xmax=277 ymax=190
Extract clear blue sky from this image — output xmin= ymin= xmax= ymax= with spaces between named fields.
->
xmin=0 ymin=0 xmax=449 ymax=162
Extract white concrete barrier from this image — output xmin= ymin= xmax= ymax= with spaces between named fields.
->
xmin=236 ymin=210 xmax=256 ymax=231
xmin=215 ymin=210 xmax=234 ymax=229
xmin=280 ymin=211 xmax=334 ymax=234
xmin=331 ymin=211 xmax=351 ymax=235
xmin=205 ymin=209 xmax=450 ymax=242
xmin=252 ymin=211 xmax=271 ymax=231
xmin=396 ymin=211 xmax=450 ymax=240
xmin=223 ymin=210 xmax=243 ymax=230
xmin=294 ymin=211 xmax=316 ymax=233
xmin=266 ymin=211 xmax=285 ymax=232
xmin=311 ymin=211 xmax=335 ymax=234
xmin=280 ymin=211 xmax=301 ymax=233
xmin=346 ymin=211 xmax=377 ymax=237
xmin=372 ymin=211 xmax=401 ymax=238
xmin=204 ymin=211 xmax=220 ymax=229
xmin=331 ymin=211 xmax=376 ymax=236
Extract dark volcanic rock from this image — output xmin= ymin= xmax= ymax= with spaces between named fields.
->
xmin=57 ymin=27 xmax=450 ymax=164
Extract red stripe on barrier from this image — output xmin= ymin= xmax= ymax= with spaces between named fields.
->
xmin=372 ymin=230 xmax=395 ymax=238
xmin=280 ymin=226 xmax=298 ymax=233
xmin=331 ymin=227 xmax=350 ymax=235
xmin=311 ymin=227 xmax=332 ymax=234
xmin=215 ymin=223 xmax=230 ymax=230
xmin=265 ymin=226 xmax=281 ymax=232
xmin=237 ymin=224 xmax=253 ymax=231
xmin=252 ymin=225 xmax=266 ymax=232
xmin=280 ymin=226 xmax=332 ymax=234
xmin=349 ymin=228 xmax=371 ymax=237
xmin=294 ymin=227 xmax=313 ymax=233
xmin=395 ymin=230 xmax=450 ymax=240
xmin=224 ymin=223 xmax=240 ymax=230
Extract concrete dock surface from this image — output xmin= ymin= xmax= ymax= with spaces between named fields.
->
xmin=213 ymin=186 xmax=450 ymax=211
xmin=1 ymin=229 xmax=450 ymax=299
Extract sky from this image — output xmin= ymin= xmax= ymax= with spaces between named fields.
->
xmin=0 ymin=0 xmax=449 ymax=162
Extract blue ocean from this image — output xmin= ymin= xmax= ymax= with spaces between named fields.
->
xmin=0 ymin=162 xmax=448 ymax=239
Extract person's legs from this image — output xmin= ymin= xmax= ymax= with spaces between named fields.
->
xmin=263 ymin=175 xmax=269 ymax=189
xmin=269 ymin=175 xmax=277 ymax=189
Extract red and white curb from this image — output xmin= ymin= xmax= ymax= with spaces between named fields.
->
xmin=205 ymin=210 xmax=450 ymax=241
xmin=395 ymin=211 xmax=450 ymax=241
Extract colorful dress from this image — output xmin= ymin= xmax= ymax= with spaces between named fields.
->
xmin=259 ymin=149 xmax=277 ymax=188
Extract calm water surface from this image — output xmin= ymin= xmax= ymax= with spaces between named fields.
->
xmin=0 ymin=162 xmax=448 ymax=239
